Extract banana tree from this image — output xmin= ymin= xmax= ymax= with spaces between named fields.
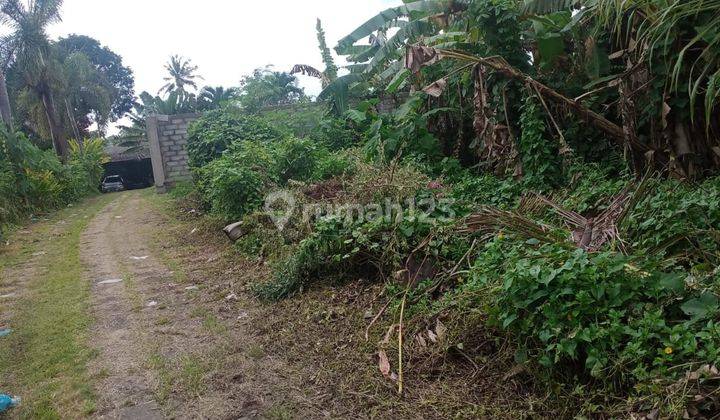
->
xmin=318 ymin=0 xmax=469 ymax=114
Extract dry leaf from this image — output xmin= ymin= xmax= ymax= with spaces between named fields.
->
xmin=381 ymin=324 xmax=396 ymax=346
xmin=416 ymin=333 xmax=427 ymax=347
xmin=423 ymin=78 xmax=448 ymax=97
xmin=608 ymin=49 xmax=626 ymax=60
xmin=427 ymin=329 xmax=438 ymax=343
xmin=378 ymin=350 xmax=391 ymax=377
xmin=628 ymin=37 xmax=637 ymax=52
xmin=661 ymin=102 xmax=671 ymax=129
xmin=405 ymin=45 xmax=444 ymax=74
xmin=435 ymin=319 xmax=447 ymax=341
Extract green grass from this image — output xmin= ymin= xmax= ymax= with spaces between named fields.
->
xmin=0 ymin=194 xmax=114 ymax=418
xmin=147 ymin=353 xmax=173 ymax=403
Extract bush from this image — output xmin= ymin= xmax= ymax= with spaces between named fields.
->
xmin=200 ymin=157 xmax=268 ymax=221
xmin=258 ymin=104 xmax=325 ymax=138
xmin=187 ymin=108 xmax=282 ymax=168
xmin=313 ymin=118 xmax=359 ymax=151
xmin=518 ymin=94 xmax=562 ymax=190
xmin=469 ymin=238 xmax=720 ymax=385
xmin=313 ymin=150 xmax=356 ymax=180
xmin=0 ymin=129 xmax=104 ymax=231
xmin=256 ymin=186 xmax=456 ymax=300
xmin=624 ymin=176 xmax=720 ymax=268
xmin=273 ymin=137 xmax=323 ymax=184
xmin=62 ymin=139 xmax=107 ymax=201
xmin=195 ymin=141 xmax=280 ymax=221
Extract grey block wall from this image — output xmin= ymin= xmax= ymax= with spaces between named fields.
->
xmin=146 ymin=113 xmax=201 ymax=192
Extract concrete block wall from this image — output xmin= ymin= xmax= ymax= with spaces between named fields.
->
xmin=146 ymin=113 xmax=201 ymax=192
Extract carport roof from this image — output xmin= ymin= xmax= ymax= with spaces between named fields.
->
xmin=104 ymin=144 xmax=150 ymax=162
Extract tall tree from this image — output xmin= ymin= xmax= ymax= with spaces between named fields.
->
xmin=0 ymin=3 xmax=14 ymax=129
xmin=55 ymin=34 xmax=135 ymax=122
xmin=159 ymin=55 xmax=202 ymax=98
xmin=0 ymin=0 xmax=68 ymax=158
xmin=0 ymin=71 xmax=11 ymax=129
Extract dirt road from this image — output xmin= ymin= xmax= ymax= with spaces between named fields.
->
xmin=1 ymin=190 xmax=315 ymax=419
xmin=2 ymin=189 xmax=513 ymax=419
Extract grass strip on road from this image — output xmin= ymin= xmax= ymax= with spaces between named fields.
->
xmin=0 ymin=194 xmax=115 ymax=418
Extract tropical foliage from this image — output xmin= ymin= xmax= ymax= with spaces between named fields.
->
xmin=237 ymin=67 xmax=307 ymax=112
xmin=179 ymin=1 xmax=720 ymax=417
xmin=1 ymin=0 xmax=135 ymax=157
xmin=0 ymin=126 xmax=106 ymax=235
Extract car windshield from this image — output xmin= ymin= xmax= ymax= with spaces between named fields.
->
xmin=105 ymin=176 xmax=121 ymax=183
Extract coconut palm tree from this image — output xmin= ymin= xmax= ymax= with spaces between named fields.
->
xmin=0 ymin=27 xmax=13 ymax=129
xmin=198 ymin=86 xmax=238 ymax=110
xmin=158 ymin=55 xmax=202 ymax=98
xmin=0 ymin=0 xmax=68 ymax=157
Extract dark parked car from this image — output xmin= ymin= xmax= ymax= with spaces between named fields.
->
xmin=101 ymin=175 xmax=125 ymax=193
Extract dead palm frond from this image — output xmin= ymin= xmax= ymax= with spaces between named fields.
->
xmin=461 ymin=175 xmax=653 ymax=253
xmin=459 ymin=206 xmax=570 ymax=247
xmin=532 ymin=175 xmax=652 ymax=252
xmin=290 ymin=64 xmax=329 ymax=86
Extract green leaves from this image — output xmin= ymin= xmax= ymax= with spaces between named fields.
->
xmin=335 ymin=1 xmax=449 ymax=54
xmin=681 ymin=293 xmax=720 ymax=319
xmin=186 ymin=108 xmax=281 ymax=168
xmin=476 ymin=238 xmax=720 ymax=384
xmin=521 ymin=0 xmax=576 ymax=16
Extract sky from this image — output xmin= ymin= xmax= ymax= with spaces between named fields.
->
xmin=47 ymin=0 xmax=401 ymax=101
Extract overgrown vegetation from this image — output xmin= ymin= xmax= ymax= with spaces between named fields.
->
xmin=0 ymin=127 xmax=106 ymax=235
xmin=178 ymin=0 xmax=720 ymax=416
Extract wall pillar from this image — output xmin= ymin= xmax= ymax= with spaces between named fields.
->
xmin=145 ymin=113 xmax=200 ymax=194
xmin=146 ymin=114 xmax=167 ymax=193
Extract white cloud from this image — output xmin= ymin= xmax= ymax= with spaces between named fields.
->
xmin=47 ymin=0 xmax=401 ymax=99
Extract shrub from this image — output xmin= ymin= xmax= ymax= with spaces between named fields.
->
xmin=313 ymin=150 xmax=356 ymax=180
xmin=624 ymin=176 xmax=720 ymax=268
xmin=187 ymin=108 xmax=282 ymax=168
xmin=0 ymin=129 xmax=104 ymax=231
xmin=62 ymin=139 xmax=106 ymax=201
xmin=201 ymin=159 xmax=267 ymax=221
xmin=313 ymin=118 xmax=359 ymax=151
xmin=449 ymin=171 xmax=524 ymax=212
xmin=26 ymin=169 xmax=64 ymax=209
xmin=256 ymin=187 xmax=456 ymax=300
xmin=195 ymin=141 xmax=280 ymax=221
xmin=518 ymin=94 xmax=562 ymax=190
xmin=0 ymin=161 xmax=22 ymax=227
xmin=469 ymin=238 xmax=720 ymax=385
xmin=258 ymin=104 xmax=325 ymax=138
xmin=273 ymin=137 xmax=322 ymax=184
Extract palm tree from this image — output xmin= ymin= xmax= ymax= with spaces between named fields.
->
xmin=0 ymin=26 xmax=13 ymax=129
xmin=198 ymin=86 xmax=238 ymax=110
xmin=158 ymin=55 xmax=202 ymax=98
xmin=0 ymin=0 xmax=68 ymax=158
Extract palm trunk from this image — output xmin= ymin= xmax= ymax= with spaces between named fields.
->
xmin=0 ymin=72 xmax=13 ymax=130
xmin=40 ymin=88 xmax=68 ymax=159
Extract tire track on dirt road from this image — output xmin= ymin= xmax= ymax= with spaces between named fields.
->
xmin=80 ymin=189 xmax=330 ymax=419
xmin=81 ymin=192 xmax=165 ymax=419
